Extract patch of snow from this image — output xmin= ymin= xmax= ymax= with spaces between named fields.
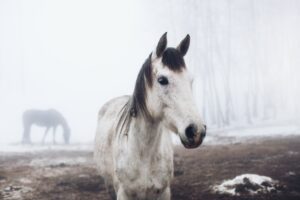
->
xmin=172 ymin=124 xmax=300 ymax=146
xmin=0 ymin=143 xmax=93 ymax=153
xmin=221 ymin=125 xmax=300 ymax=138
xmin=30 ymin=156 xmax=91 ymax=167
xmin=205 ymin=124 xmax=300 ymax=145
xmin=1 ymin=185 xmax=33 ymax=200
xmin=78 ymin=174 xmax=90 ymax=178
xmin=286 ymin=171 xmax=296 ymax=176
xmin=37 ymin=167 xmax=70 ymax=178
xmin=287 ymin=151 xmax=299 ymax=156
xmin=18 ymin=178 xmax=32 ymax=184
xmin=212 ymin=174 xmax=278 ymax=195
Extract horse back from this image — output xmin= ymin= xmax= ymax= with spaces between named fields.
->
xmin=22 ymin=109 xmax=64 ymax=127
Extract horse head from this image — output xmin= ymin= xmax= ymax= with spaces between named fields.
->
xmin=146 ymin=33 xmax=206 ymax=148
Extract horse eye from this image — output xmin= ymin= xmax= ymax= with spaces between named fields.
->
xmin=157 ymin=76 xmax=169 ymax=85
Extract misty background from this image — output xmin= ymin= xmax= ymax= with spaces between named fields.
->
xmin=0 ymin=0 xmax=300 ymax=144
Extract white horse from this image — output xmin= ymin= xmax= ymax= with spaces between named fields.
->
xmin=94 ymin=33 xmax=206 ymax=200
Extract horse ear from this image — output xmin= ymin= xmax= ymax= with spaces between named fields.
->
xmin=177 ymin=34 xmax=190 ymax=56
xmin=155 ymin=32 xmax=167 ymax=57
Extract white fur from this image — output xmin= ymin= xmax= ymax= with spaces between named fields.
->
xmin=94 ymin=47 xmax=205 ymax=200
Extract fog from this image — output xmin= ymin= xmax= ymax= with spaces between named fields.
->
xmin=1 ymin=0 xmax=300 ymax=144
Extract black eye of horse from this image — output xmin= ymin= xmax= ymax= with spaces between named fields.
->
xmin=158 ymin=76 xmax=169 ymax=85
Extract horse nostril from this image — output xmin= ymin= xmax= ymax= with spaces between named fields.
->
xmin=204 ymin=124 xmax=207 ymax=131
xmin=185 ymin=124 xmax=197 ymax=139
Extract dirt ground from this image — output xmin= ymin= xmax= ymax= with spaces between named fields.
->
xmin=1 ymin=136 xmax=300 ymax=200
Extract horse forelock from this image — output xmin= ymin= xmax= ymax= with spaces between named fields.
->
xmin=162 ymin=48 xmax=186 ymax=72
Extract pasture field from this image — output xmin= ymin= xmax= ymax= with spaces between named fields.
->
xmin=1 ymin=136 xmax=300 ymax=200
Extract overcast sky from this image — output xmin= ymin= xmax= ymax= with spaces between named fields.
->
xmin=1 ymin=0 xmax=300 ymax=144
xmin=0 ymin=0 xmax=196 ymax=144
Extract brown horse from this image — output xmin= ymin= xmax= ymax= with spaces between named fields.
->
xmin=22 ymin=109 xmax=70 ymax=144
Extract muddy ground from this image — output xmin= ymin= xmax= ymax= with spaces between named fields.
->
xmin=0 ymin=136 xmax=300 ymax=200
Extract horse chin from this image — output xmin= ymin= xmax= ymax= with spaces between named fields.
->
xmin=180 ymin=137 xmax=203 ymax=149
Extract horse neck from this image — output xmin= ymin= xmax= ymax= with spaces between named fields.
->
xmin=60 ymin=118 xmax=69 ymax=132
xmin=129 ymin=116 xmax=163 ymax=156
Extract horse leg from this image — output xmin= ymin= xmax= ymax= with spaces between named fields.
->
xmin=158 ymin=187 xmax=171 ymax=200
xmin=53 ymin=126 xmax=57 ymax=144
xmin=22 ymin=124 xmax=32 ymax=144
xmin=42 ymin=127 xmax=50 ymax=144
xmin=116 ymin=187 xmax=129 ymax=200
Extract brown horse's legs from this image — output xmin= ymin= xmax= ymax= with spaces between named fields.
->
xmin=42 ymin=127 xmax=50 ymax=144
xmin=22 ymin=125 xmax=32 ymax=144
xmin=53 ymin=126 xmax=57 ymax=144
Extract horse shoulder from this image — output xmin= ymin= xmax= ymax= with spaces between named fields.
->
xmin=94 ymin=96 xmax=130 ymax=175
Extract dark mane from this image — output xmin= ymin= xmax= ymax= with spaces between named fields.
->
xmin=162 ymin=48 xmax=186 ymax=71
xmin=116 ymin=53 xmax=153 ymax=134
xmin=130 ymin=53 xmax=153 ymax=119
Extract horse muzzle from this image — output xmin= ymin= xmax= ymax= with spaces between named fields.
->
xmin=180 ymin=124 xmax=206 ymax=149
